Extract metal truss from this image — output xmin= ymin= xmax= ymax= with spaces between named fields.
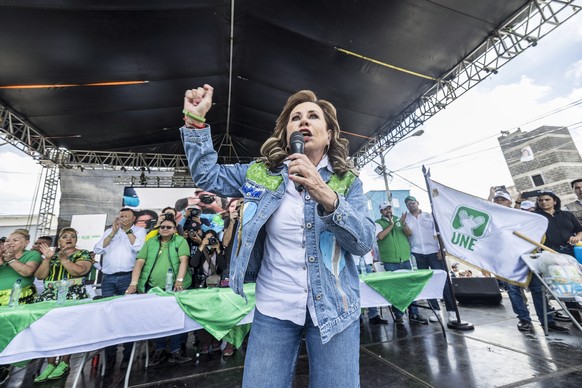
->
xmin=35 ymin=164 xmax=59 ymax=237
xmin=113 ymin=175 xmax=198 ymax=188
xmin=0 ymin=104 xmax=59 ymax=161
xmin=353 ymin=0 xmax=582 ymax=168
xmin=0 ymin=104 xmax=250 ymax=171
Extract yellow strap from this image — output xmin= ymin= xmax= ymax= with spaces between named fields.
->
xmin=336 ymin=47 xmax=437 ymax=81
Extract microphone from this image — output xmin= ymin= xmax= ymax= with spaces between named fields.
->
xmin=289 ymin=131 xmax=305 ymax=192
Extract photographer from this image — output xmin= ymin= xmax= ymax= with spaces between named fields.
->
xmin=183 ymin=205 xmax=204 ymax=257
xmin=146 ymin=207 xmax=184 ymax=241
xmin=189 ymin=230 xmax=227 ymax=288
xmin=188 ymin=229 xmax=230 ymax=355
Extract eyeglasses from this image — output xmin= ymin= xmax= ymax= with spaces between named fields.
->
xmin=159 ymin=225 xmax=175 ymax=230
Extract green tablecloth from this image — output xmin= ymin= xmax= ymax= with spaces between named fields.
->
xmin=360 ymin=269 xmax=433 ymax=311
xmin=0 ymin=296 xmax=118 ymax=356
xmin=148 ymin=284 xmax=255 ymax=347
xmin=0 ymin=270 xmax=432 ymax=355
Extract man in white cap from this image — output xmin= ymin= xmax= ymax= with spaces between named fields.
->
xmin=375 ymin=201 xmax=428 ymax=325
xmin=519 ymin=201 xmax=536 ymax=211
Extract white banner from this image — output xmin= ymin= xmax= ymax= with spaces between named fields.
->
xmin=70 ymin=214 xmax=107 ymax=252
xmin=428 ymin=179 xmax=548 ymax=285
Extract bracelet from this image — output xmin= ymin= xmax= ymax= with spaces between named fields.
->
xmin=129 ymin=282 xmax=138 ymax=286
xmin=183 ymin=117 xmax=206 ymax=129
xmin=182 ymin=109 xmax=206 ymax=123
xmin=107 ymin=234 xmax=115 ymax=239
xmin=6 ymin=259 xmax=16 ymax=265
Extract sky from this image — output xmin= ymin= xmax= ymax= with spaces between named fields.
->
xmin=359 ymin=11 xmax=582 ymax=209
xmin=1 ymin=9 xmax=582 ymax=216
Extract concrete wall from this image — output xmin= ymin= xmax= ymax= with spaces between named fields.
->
xmin=498 ymin=125 xmax=582 ymax=204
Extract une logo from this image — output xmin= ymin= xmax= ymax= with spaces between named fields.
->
xmin=450 ymin=206 xmax=491 ymax=251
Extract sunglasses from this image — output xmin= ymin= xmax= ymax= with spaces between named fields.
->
xmin=159 ymin=225 xmax=175 ymax=230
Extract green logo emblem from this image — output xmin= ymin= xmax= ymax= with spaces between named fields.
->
xmin=451 ymin=206 xmax=491 ymax=239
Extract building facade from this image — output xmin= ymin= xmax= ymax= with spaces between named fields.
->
xmin=498 ymin=125 xmax=582 ymax=204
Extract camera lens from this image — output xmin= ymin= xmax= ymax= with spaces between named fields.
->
xmin=164 ymin=213 xmax=174 ymax=220
xmin=209 ymin=237 xmax=218 ymax=245
xmin=200 ymin=195 xmax=215 ymax=204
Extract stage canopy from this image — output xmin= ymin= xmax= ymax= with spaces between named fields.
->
xmin=0 ymin=0 xmax=580 ymax=170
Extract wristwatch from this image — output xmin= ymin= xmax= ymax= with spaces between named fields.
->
xmin=176 ymin=277 xmax=184 ymax=282
xmin=126 ymin=229 xmax=133 ymax=235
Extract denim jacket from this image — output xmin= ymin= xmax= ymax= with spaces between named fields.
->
xmin=180 ymin=126 xmax=375 ymax=343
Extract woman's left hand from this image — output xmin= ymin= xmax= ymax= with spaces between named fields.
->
xmin=288 ymin=154 xmax=338 ymax=212
xmin=174 ymin=281 xmax=184 ymax=291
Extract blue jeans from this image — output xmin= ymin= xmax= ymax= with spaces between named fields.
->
xmin=382 ymin=261 xmax=419 ymax=318
xmin=242 ymin=308 xmax=360 ymax=388
xmin=412 ymin=252 xmax=456 ymax=312
xmin=102 ymin=272 xmax=134 ymax=359
xmin=505 ymin=276 xmax=552 ymax=324
xmin=155 ymin=333 xmax=188 ymax=353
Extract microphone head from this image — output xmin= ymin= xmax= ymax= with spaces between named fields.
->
xmin=289 ymin=131 xmax=304 ymax=154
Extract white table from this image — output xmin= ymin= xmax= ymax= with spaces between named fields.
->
xmin=0 ymin=269 xmax=446 ymax=364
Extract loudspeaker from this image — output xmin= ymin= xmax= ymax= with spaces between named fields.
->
xmin=452 ymin=277 xmax=502 ymax=305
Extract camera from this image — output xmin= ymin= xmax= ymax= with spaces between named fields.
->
xmin=199 ymin=194 xmax=215 ymax=205
xmin=521 ymin=190 xmax=543 ymax=198
xmin=208 ymin=237 xmax=218 ymax=245
xmin=163 ymin=212 xmax=174 ymax=221
xmin=494 ymin=185 xmax=507 ymax=193
xmin=187 ymin=207 xmax=201 ymax=218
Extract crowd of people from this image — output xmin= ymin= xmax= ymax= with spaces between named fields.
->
xmin=1 ymin=83 xmax=581 ymax=387
xmin=0 ymin=189 xmax=245 ymax=384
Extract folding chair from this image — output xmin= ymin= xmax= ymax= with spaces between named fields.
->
xmin=521 ymin=254 xmax=582 ymax=335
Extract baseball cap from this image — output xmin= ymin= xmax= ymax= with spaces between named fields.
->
xmin=520 ymin=200 xmax=535 ymax=210
xmin=379 ymin=201 xmax=392 ymax=210
xmin=493 ymin=191 xmax=511 ymax=201
xmin=404 ymin=196 xmax=417 ymax=204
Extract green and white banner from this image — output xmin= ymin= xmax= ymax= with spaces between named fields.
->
xmin=428 ymin=179 xmax=548 ymax=285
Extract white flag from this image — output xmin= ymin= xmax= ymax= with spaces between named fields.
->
xmin=428 ymin=179 xmax=548 ymax=285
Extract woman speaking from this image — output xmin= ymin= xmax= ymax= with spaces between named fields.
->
xmin=180 ymin=85 xmax=375 ymax=387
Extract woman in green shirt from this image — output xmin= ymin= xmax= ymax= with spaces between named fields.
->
xmin=33 ymin=227 xmax=93 ymax=383
xmin=126 ymin=218 xmax=192 ymax=365
xmin=0 ymin=228 xmax=41 ymax=305
xmin=0 ymin=229 xmax=41 ymax=386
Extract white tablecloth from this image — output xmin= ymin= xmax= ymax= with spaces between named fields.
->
xmin=0 ymin=270 xmax=446 ymax=363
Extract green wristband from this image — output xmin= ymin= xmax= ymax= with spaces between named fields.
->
xmin=183 ymin=109 xmax=206 ymax=123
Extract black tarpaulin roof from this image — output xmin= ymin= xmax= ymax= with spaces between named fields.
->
xmin=0 ymin=0 xmax=530 ymax=163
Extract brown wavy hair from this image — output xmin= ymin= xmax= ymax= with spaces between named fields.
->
xmin=259 ymin=90 xmax=354 ymax=176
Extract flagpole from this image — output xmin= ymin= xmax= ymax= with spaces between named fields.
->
xmin=422 ymin=165 xmax=474 ymax=331
xmin=512 ymin=231 xmax=557 ymax=253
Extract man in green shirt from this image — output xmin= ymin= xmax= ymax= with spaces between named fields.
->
xmin=375 ymin=202 xmax=428 ymax=325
